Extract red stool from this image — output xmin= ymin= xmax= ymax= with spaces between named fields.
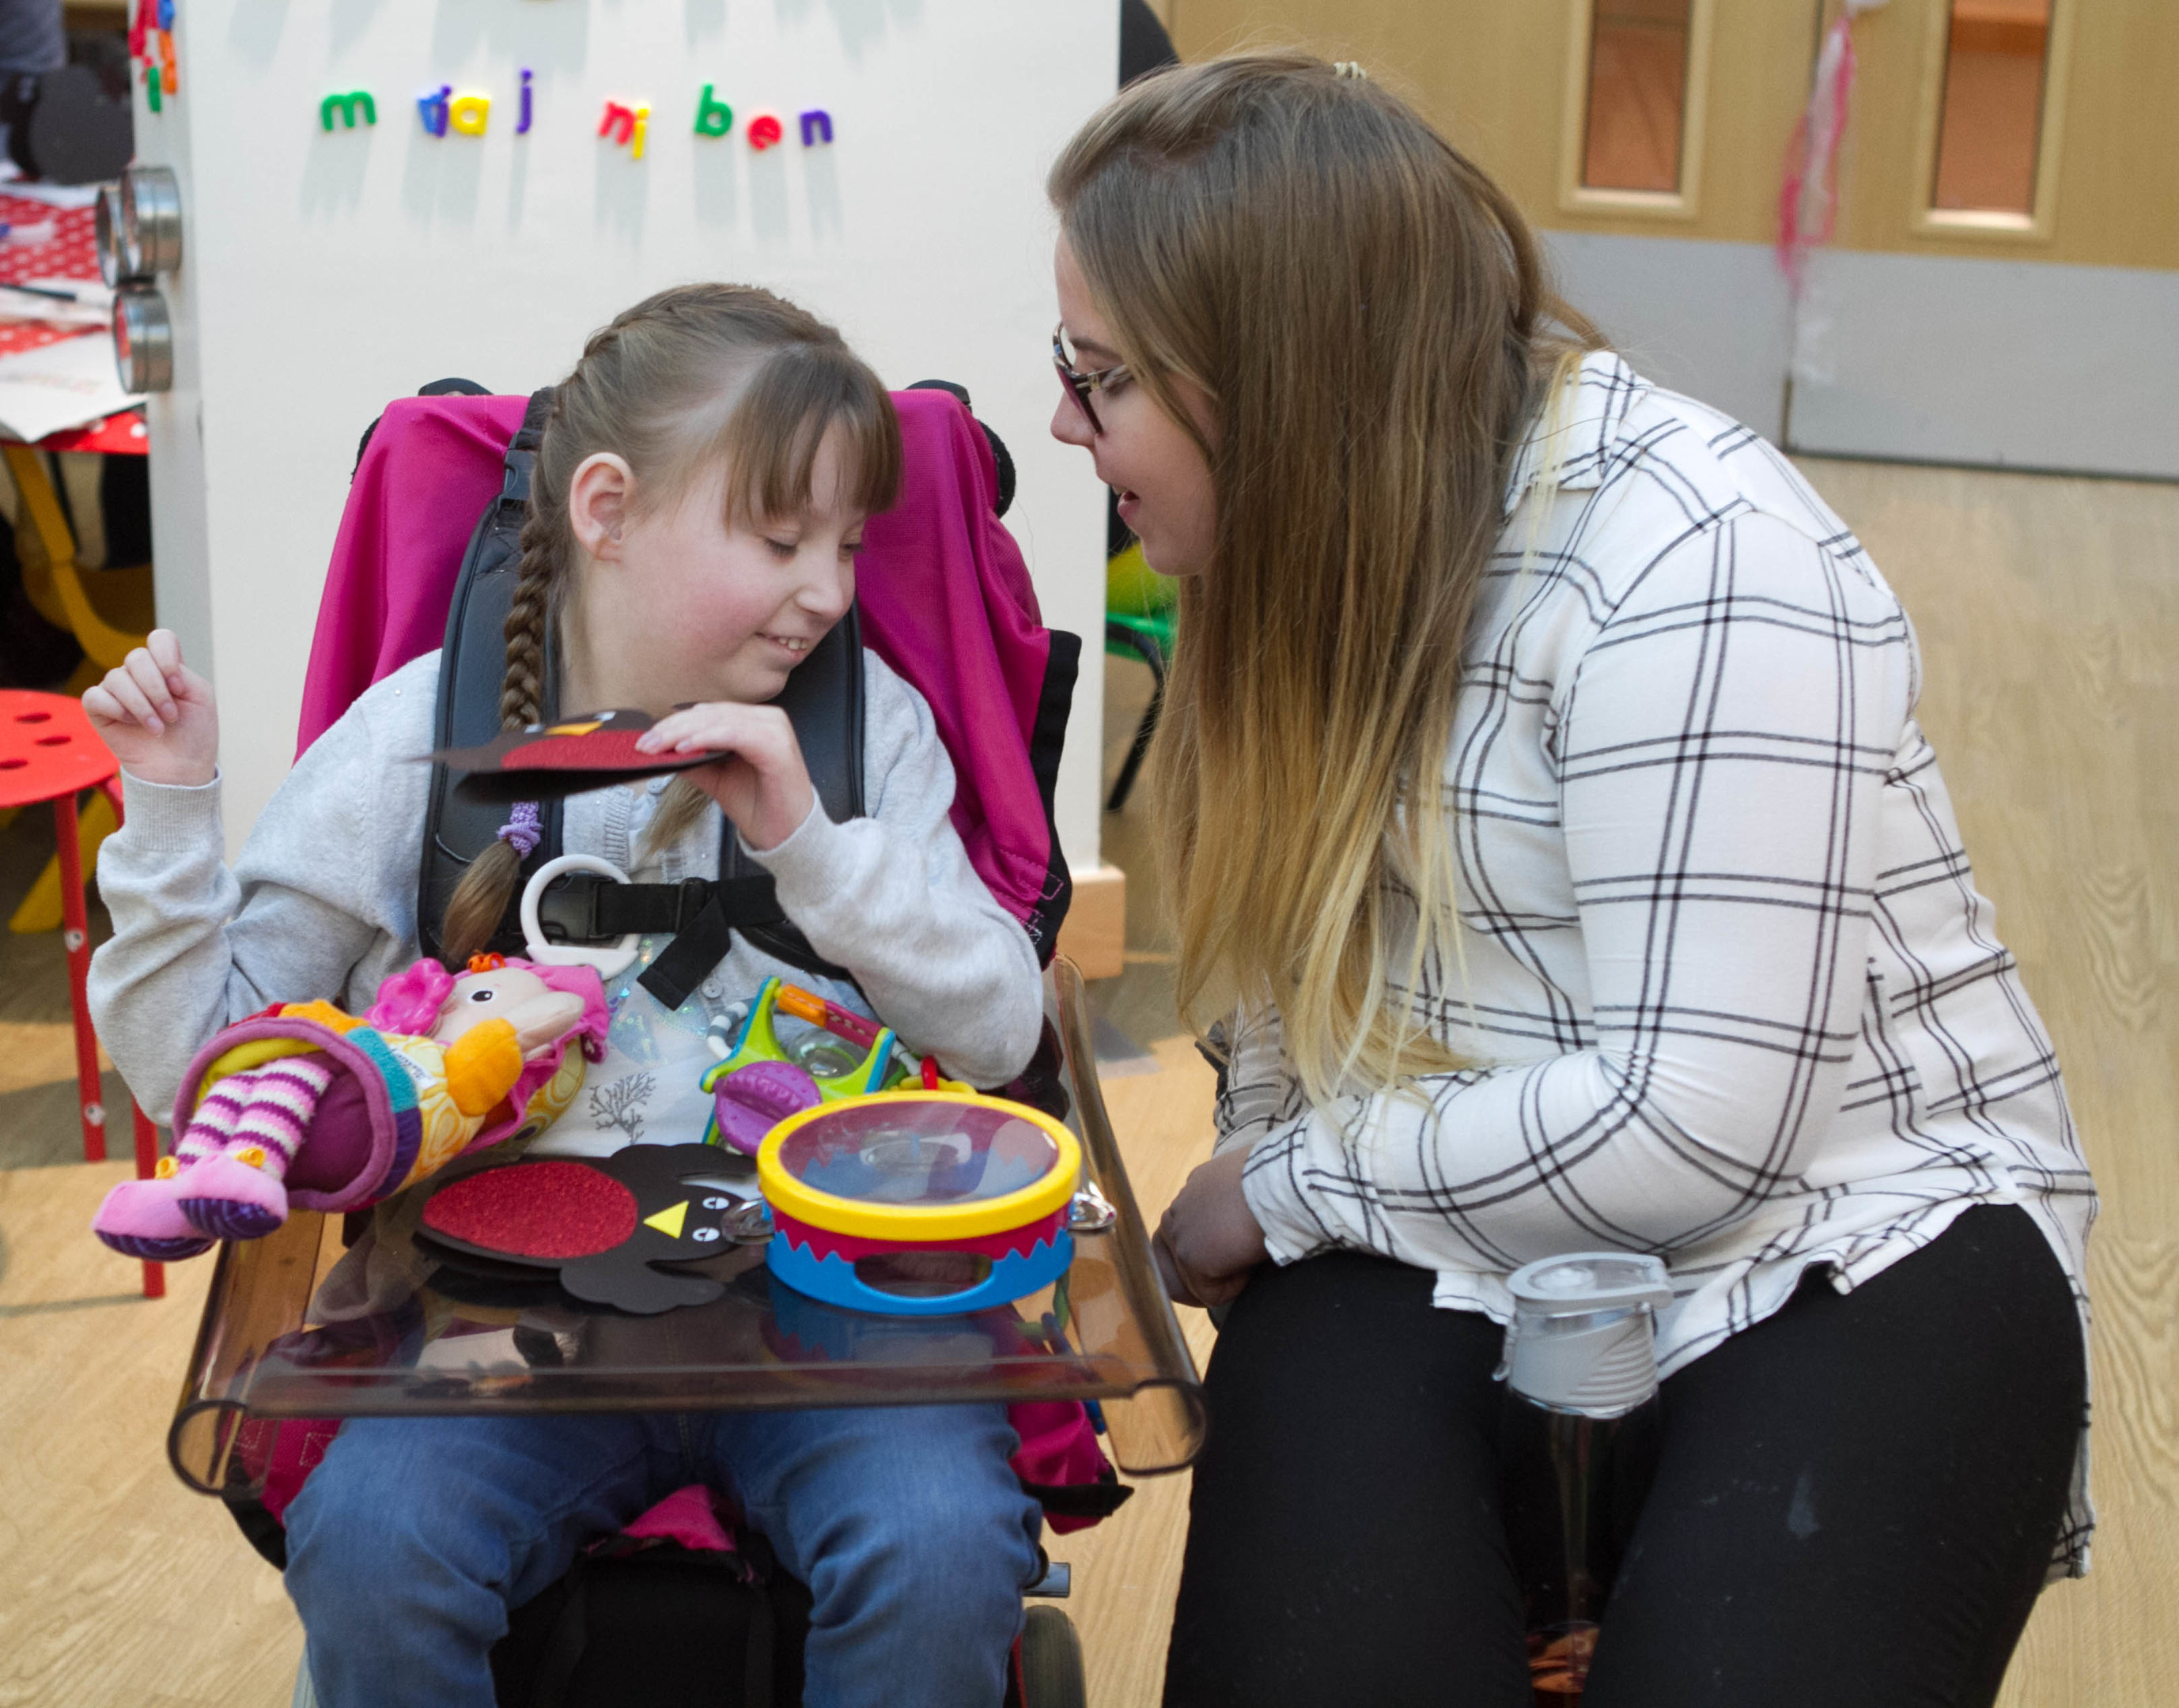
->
xmin=1 ymin=688 xmax=164 ymax=1298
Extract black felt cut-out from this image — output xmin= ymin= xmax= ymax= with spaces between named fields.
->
xmin=414 ymin=1144 xmax=743 ymax=1315
xmin=429 ymin=709 xmax=728 ymax=803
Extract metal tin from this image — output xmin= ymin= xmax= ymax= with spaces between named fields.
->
xmin=95 ymin=182 xmax=138 ymax=287
xmin=111 ymin=286 xmax=172 ymax=393
xmin=119 ymin=164 xmax=182 ymax=277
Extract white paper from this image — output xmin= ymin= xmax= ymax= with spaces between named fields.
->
xmin=0 ymin=277 xmax=112 ymax=327
xmin=0 ymin=329 xmax=141 ymax=440
xmin=1 ymin=181 xmax=105 ymax=211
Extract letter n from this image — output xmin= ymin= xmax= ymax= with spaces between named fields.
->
xmin=799 ymin=108 xmax=833 ymax=146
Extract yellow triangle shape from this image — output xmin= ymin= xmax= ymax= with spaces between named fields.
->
xmin=643 ymin=1200 xmax=689 ymax=1239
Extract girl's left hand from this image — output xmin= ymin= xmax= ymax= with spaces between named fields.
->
xmin=1155 ymin=1146 xmax=1268 ymax=1309
xmin=635 ymin=703 xmax=815 ymax=852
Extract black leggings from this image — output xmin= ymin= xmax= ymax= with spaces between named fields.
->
xmin=1164 ymin=1206 xmax=2083 ymax=1708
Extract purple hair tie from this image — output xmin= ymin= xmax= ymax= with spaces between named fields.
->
xmin=497 ymin=800 xmax=542 ymax=858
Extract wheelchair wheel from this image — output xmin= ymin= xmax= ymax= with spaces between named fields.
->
xmin=1016 ymin=1604 xmax=1088 ymax=1708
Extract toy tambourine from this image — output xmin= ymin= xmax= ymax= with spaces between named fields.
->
xmin=758 ymin=1091 xmax=1081 ymax=1317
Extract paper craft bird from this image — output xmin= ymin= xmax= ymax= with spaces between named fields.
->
xmin=414 ymin=1143 xmax=744 ymax=1313
xmin=429 ymin=709 xmax=729 ymax=803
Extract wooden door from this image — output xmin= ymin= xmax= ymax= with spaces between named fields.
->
xmin=1788 ymin=0 xmax=2179 ymax=475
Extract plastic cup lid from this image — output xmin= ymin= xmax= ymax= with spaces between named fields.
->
xmin=1508 ymin=1252 xmax=1674 ymax=1315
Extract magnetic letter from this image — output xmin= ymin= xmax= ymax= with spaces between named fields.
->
xmin=320 ymin=91 xmax=376 ymax=131
xmin=518 ymin=69 xmax=533 ymax=135
xmin=694 ymin=83 xmax=733 ymax=138
xmin=798 ymin=108 xmax=833 ymax=146
xmin=600 ymin=100 xmax=651 ymax=159
xmin=417 ymin=85 xmax=452 ymax=138
xmin=142 ymin=62 xmax=160 ymax=114
xmin=747 ymin=111 xmax=782 ymax=151
xmin=449 ymin=93 xmax=490 ymax=136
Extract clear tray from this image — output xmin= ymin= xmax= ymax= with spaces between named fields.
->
xmin=168 ymin=959 xmax=1205 ymax=1497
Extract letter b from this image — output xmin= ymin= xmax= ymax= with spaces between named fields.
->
xmin=694 ymin=83 xmax=732 ymax=138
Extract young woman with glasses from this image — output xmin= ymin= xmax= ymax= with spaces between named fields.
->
xmin=1046 ymin=51 xmax=2093 ymax=1708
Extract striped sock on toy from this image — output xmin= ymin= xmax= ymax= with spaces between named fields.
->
xmin=176 ymin=1057 xmax=335 ymax=1241
xmin=224 ymin=1058 xmax=334 ymax=1177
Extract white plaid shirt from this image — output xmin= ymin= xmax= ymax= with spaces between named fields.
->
xmin=1228 ymin=353 xmax=2095 ymax=1576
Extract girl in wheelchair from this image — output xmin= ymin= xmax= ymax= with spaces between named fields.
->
xmin=84 ymin=284 xmax=1050 ymax=1708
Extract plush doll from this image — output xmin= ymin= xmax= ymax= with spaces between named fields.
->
xmin=93 ymin=955 xmax=610 ymax=1261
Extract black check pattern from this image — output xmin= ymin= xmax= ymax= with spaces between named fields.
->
xmin=1225 ymin=356 xmax=2096 ymax=1578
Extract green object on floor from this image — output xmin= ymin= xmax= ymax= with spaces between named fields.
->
xmin=1103 ymin=543 xmax=1176 ymax=812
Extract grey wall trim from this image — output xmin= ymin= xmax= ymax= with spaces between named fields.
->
xmin=1543 ymin=232 xmax=2179 ymax=481
xmin=1787 ymin=249 xmax=2179 ymax=480
xmin=1542 ymin=231 xmax=1794 ymax=444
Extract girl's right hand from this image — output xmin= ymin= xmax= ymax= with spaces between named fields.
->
xmin=83 ymin=629 xmax=218 ymax=787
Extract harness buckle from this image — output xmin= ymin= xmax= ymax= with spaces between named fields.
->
xmin=532 ymin=869 xmax=604 ymax=943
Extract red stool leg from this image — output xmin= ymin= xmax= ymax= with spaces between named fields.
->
xmin=132 ymin=1102 xmax=165 ymax=1298
xmin=53 ymin=789 xmax=105 ymax=1162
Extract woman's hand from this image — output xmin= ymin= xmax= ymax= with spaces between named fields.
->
xmin=82 ymin=629 xmax=218 ymax=788
xmin=635 ymin=702 xmax=815 ymax=853
xmin=1155 ymin=1145 xmax=1269 ymax=1309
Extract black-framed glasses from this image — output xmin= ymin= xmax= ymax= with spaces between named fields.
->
xmin=1053 ymin=323 xmax=1130 ymax=435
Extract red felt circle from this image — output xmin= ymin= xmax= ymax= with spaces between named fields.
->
xmin=505 ymin=729 xmax=665 ymax=773
xmin=423 ymin=1160 xmax=638 ymax=1260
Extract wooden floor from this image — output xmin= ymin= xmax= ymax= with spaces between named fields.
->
xmin=2 ymin=455 xmax=2174 ymax=1703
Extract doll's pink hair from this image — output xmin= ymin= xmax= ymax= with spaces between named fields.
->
xmin=365 ymin=957 xmax=611 ymax=1060
xmin=365 ymin=959 xmax=455 ymax=1034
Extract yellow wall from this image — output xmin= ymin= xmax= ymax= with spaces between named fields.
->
xmin=1160 ymin=0 xmax=1813 ymax=246
xmin=1832 ymin=0 xmax=2179 ymax=269
xmin=1157 ymin=0 xmax=2179 ymax=270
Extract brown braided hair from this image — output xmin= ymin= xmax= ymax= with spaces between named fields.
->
xmin=439 ymin=283 xmax=902 ymax=965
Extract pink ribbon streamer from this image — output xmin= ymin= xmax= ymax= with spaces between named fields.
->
xmin=1778 ymin=6 xmax=1880 ymax=292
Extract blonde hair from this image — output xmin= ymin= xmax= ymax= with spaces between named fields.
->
xmin=1050 ymin=53 xmax=1602 ymax=1109
xmin=441 ymin=283 xmax=902 ymax=965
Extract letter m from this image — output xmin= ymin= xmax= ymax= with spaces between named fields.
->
xmin=320 ymin=91 xmax=377 ymax=131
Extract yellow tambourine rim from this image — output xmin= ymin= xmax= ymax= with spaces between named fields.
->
xmin=756 ymin=1090 xmax=1082 ymax=1242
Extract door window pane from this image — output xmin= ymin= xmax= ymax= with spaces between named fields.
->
xmin=1582 ymin=0 xmax=1694 ymax=195
xmin=1931 ymin=0 xmax=2053 ymax=214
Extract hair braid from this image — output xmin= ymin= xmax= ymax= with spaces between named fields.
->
xmin=441 ymin=431 xmax=566 ymax=963
xmin=498 ymin=498 xmax=560 ymax=729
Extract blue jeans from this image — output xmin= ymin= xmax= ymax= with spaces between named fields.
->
xmin=284 ymin=1404 xmax=1042 ymax=1708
